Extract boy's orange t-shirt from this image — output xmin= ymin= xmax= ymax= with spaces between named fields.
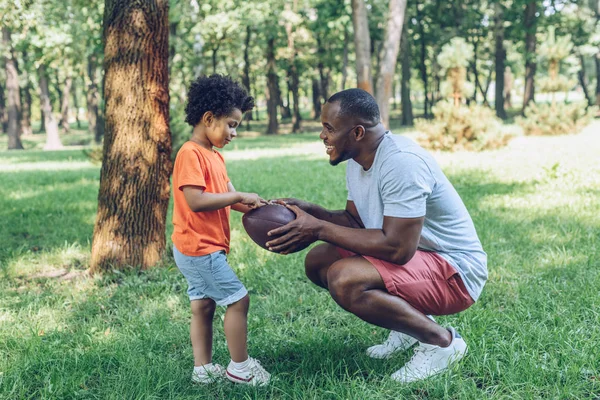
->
xmin=172 ymin=141 xmax=231 ymax=256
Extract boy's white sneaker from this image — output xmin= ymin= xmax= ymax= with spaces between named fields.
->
xmin=391 ymin=327 xmax=467 ymax=383
xmin=191 ymin=363 xmax=225 ymax=384
xmin=366 ymin=316 xmax=435 ymax=359
xmin=226 ymin=357 xmax=271 ymax=386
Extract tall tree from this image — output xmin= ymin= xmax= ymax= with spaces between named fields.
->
xmin=90 ymin=0 xmax=172 ymax=273
xmin=265 ymin=36 xmax=279 ymax=134
xmin=522 ymin=0 xmax=538 ymax=112
xmin=494 ymin=1 xmax=507 ymax=119
xmin=39 ymin=64 xmax=63 ymax=150
xmin=351 ymin=0 xmax=373 ymax=93
xmin=376 ymin=0 xmax=407 ymax=128
xmin=400 ymin=16 xmax=413 ymax=126
xmin=2 ymin=28 xmax=23 ymax=150
xmin=59 ymin=69 xmax=73 ymax=133
xmin=284 ymin=2 xmax=302 ymax=133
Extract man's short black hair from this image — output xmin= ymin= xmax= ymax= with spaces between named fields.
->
xmin=327 ymin=89 xmax=380 ymax=124
xmin=185 ymin=74 xmax=254 ymax=127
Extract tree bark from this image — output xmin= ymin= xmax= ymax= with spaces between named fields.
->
xmin=376 ymin=0 xmax=407 ymax=128
xmin=522 ymin=0 xmax=537 ymax=112
xmin=312 ymin=78 xmax=321 ymax=119
xmin=400 ymin=18 xmax=413 ymax=126
xmin=0 ymin=83 xmax=6 ymax=134
xmin=417 ymin=0 xmax=429 ymax=117
xmin=38 ymin=64 xmax=63 ymax=150
xmin=21 ymin=77 xmax=33 ymax=136
xmin=341 ymin=25 xmax=349 ymax=91
xmin=494 ymin=2 xmax=507 ymax=119
xmin=72 ymin=77 xmax=81 ymax=129
xmin=265 ymin=37 xmax=279 ymax=134
xmin=59 ymin=73 xmax=72 ymax=132
xmin=87 ymin=54 xmax=101 ymax=143
xmin=3 ymin=28 xmax=23 ymax=150
xmin=90 ymin=0 xmax=172 ymax=273
xmin=242 ymin=25 xmax=253 ymax=122
xmin=504 ymin=67 xmax=514 ymax=109
xmin=352 ymin=0 xmax=373 ymax=93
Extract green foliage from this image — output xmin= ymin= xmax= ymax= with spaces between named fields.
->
xmin=416 ymin=100 xmax=512 ymax=151
xmin=518 ymin=102 xmax=597 ymax=136
xmin=437 ymin=37 xmax=473 ymax=70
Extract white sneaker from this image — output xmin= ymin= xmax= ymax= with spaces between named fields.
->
xmin=391 ymin=327 xmax=467 ymax=383
xmin=226 ymin=357 xmax=271 ymax=386
xmin=191 ymin=363 xmax=225 ymax=384
xmin=366 ymin=316 xmax=435 ymax=359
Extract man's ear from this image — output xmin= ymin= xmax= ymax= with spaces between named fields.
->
xmin=201 ymin=111 xmax=214 ymax=126
xmin=354 ymin=125 xmax=366 ymax=142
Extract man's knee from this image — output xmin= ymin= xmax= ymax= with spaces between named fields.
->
xmin=304 ymin=243 xmax=339 ymax=286
xmin=327 ymin=261 xmax=362 ymax=310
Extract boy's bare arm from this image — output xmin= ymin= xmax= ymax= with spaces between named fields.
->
xmin=183 ymin=185 xmax=266 ymax=212
xmin=227 ymin=182 xmax=253 ymax=213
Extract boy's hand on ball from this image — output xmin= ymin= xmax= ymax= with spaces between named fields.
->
xmin=240 ymin=192 xmax=268 ymax=209
xmin=272 ymin=198 xmax=311 ymax=212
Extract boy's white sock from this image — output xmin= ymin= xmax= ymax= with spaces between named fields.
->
xmin=230 ymin=358 xmax=250 ymax=370
xmin=194 ymin=363 xmax=213 ymax=372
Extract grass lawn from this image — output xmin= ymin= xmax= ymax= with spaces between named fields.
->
xmin=1 ymin=122 xmax=599 ymax=399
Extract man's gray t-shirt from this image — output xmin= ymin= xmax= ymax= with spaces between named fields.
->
xmin=346 ymin=132 xmax=487 ymax=301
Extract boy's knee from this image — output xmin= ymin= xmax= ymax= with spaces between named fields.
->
xmin=191 ymin=298 xmax=216 ymax=316
xmin=228 ymin=294 xmax=250 ymax=311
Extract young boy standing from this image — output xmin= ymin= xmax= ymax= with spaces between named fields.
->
xmin=172 ymin=75 xmax=271 ymax=386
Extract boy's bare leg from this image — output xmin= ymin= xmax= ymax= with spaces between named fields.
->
xmin=224 ymin=295 xmax=250 ymax=362
xmin=191 ymin=299 xmax=217 ymax=366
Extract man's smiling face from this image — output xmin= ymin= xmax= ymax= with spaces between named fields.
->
xmin=320 ymin=102 xmax=357 ymax=166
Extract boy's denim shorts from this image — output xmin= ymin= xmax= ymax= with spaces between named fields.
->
xmin=173 ymin=245 xmax=247 ymax=306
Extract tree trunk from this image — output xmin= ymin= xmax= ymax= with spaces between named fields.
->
xmin=352 ymin=0 xmax=373 ymax=93
xmin=494 ymin=2 xmax=507 ymax=119
xmin=265 ymin=37 xmax=279 ymax=134
xmin=72 ymin=78 xmax=81 ymax=129
xmin=312 ymin=78 xmax=321 ymax=119
xmin=59 ymin=74 xmax=73 ymax=132
xmin=522 ymin=0 xmax=537 ymax=112
xmin=341 ymin=25 xmax=349 ymax=91
xmin=0 ymin=83 xmax=6 ymax=134
xmin=376 ymin=0 xmax=407 ymax=128
xmin=242 ymin=25 xmax=253 ymax=122
xmin=595 ymin=0 xmax=600 ymax=107
xmin=39 ymin=64 xmax=63 ymax=150
xmin=20 ymin=50 xmax=33 ymax=136
xmin=21 ymin=80 xmax=33 ymax=136
xmin=400 ymin=18 xmax=413 ymax=126
xmin=87 ymin=54 xmax=101 ymax=143
xmin=504 ymin=67 xmax=514 ymax=109
xmin=417 ymin=0 xmax=429 ymax=117
xmin=90 ymin=0 xmax=172 ymax=273
xmin=3 ymin=28 xmax=23 ymax=150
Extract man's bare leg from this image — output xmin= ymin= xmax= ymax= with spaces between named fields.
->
xmin=304 ymin=243 xmax=343 ymax=289
xmin=324 ymin=256 xmax=452 ymax=347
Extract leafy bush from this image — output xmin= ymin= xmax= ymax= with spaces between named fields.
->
xmin=518 ymin=102 xmax=596 ymax=136
xmin=416 ymin=101 xmax=513 ymax=151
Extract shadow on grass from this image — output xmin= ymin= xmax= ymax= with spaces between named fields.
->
xmin=1 ymin=151 xmax=599 ymax=397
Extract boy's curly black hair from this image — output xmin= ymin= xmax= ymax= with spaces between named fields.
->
xmin=184 ymin=74 xmax=255 ymax=127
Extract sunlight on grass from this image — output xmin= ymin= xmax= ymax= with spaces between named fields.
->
xmin=1 ymin=122 xmax=599 ymax=398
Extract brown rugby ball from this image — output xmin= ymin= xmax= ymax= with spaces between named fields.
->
xmin=242 ymin=204 xmax=310 ymax=253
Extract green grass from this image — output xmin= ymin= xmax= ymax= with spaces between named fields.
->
xmin=1 ymin=122 xmax=600 ymax=399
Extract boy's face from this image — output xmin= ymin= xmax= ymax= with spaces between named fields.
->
xmin=206 ymin=108 xmax=243 ymax=148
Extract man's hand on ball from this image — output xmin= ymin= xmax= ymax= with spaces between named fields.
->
xmin=271 ymin=198 xmax=311 ymax=213
xmin=266 ymin=205 xmax=320 ymax=254
xmin=239 ymin=192 xmax=268 ymax=209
